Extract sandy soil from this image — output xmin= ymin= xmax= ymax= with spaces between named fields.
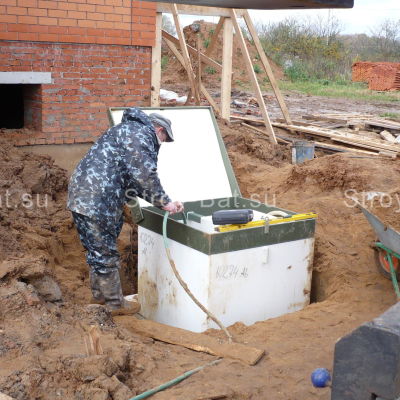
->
xmin=1 ymin=109 xmax=400 ymax=400
xmin=364 ymin=189 xmax=400 ymax=232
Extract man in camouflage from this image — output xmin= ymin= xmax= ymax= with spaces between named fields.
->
xmin=68 ymin=107 xmax=183 ymax=312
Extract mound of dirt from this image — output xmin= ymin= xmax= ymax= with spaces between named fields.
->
xmin=0 ymin=138 xmax=145 ymax=399
xmin=161 ymin=20 xmax=284 ymax=92
xmin=2 ymin=121 xmax=400 ymax=400
xmin=284 ymin=155 xmax=371 ymax=192
xmin=0 ymin=138 xmax=68 ymax=263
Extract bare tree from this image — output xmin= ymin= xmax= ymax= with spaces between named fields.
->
xmin=306 ymin=11 xmax=343 ymax=45
xmin=162 ymin=15 xmax=176 ymax=36
xmin=370 ymin=18 xmax=400 ymax=60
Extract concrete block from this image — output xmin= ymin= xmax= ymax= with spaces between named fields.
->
xmin=0 ymin=72 xmax=52 ymax=84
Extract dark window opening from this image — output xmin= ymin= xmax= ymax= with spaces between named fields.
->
xmin=0 ymin=84 xmax=42 ymax=130
xmin=0 ymin=84 xmax=24 ymax=129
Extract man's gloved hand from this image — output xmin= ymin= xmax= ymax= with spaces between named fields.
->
xmin=162 ymin=201 xmax=184 ymax=215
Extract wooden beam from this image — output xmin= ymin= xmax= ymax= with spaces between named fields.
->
xmin=157 ymin=3 xmax=245 ymax=17
xmin=230 ymin=9 xmax=277 ymax=144
xmin=242 ymin=122 xmax=289 ymax=144
xmin=170 ymin=3 xmax=201 ymax=104
xmin=242 ymin=122 xmax=384 ymax=155
xmin=230 ymin=115 xmax=265 ymax=125
xmin=200 ymin=83 xmax=221 ymax=115
xmin=163 ymin=35 xmax=185 ymax=65
xmin=116 ymin=316 xmax=265 ymax=366
xmin=162 ymin=35 xmax=194 ymax=105
xmin=150 ymin=12 xmax=162 ymax=107
xmin=221 ymin=17 xmax=233 ymax=121
xmin=272 ymin=122 xmax=400 ymax=155
xmin=242 ymin=10 xmax=292 ymax=125
xmin=163 ymin=35 xmax=221 ymax=115
xmin=197 ymin=32 xmax=202 ymax=97
xmin=205 ymin=17 xmax=225 ymax=56
xmin=162 ymin=30 xmax=222 ymax=73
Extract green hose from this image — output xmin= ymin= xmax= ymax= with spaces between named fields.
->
xmin=388 ymin=253 xmax=400 ymax=300
xmin=128 ymin=359 xmax=221 ymax=400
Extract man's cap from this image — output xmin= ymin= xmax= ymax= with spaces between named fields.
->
xmin=149 ymin=113 xmax=174 ymax=142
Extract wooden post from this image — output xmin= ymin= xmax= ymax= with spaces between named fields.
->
xmin=221 ymin=17 xmax=233 ymax=121
xmin=197 ymin=33 xmax=202 ymax=98
xmin=150 ymin=12 xmax=162 ymax=107
xmin=230 ymin=9 xmax=277 ymax=144
xmin=242 ymin=10 xmax=292 ymax=125
xmin=170 ymin=3 xmax=201 ymax=104
xmin=204 ymin=16 xmax=225 ymax=56
xmin=200 ymin=83 xmax=221 ymax=115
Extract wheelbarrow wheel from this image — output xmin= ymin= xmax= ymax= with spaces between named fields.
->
xmin=374 ymin=248 xmax=400 ymax=280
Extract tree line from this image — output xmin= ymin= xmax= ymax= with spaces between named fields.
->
xmin=254 ymin=14 xmax=400 ymax=81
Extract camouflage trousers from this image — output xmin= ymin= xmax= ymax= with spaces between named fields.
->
xmin=72 ymin=211 xmax=124 ymax=274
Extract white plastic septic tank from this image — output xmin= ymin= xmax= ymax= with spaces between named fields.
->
xmin=108 ymin=106 xmax=316 ymax=333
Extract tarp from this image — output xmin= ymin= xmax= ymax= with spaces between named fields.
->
xmin=146 ymin=0 xmax=354 ymax=9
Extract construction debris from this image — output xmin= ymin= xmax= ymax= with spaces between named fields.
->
xmin=116 ymin=316 xmax=265 ymax=366
xmin=380 ymin=130 xmax=396 ymax=143
xmin=160 ymin=89 xmax=188 ymax=105
xmin=232 ymin=112 xmax=400 ymax=158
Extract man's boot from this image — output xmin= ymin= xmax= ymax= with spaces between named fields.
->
xmin=89 ymin=269 xmax=105 ymax=304
xmin=95 ymin=269 xmax=140 ymax=316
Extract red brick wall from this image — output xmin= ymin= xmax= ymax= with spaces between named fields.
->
xmin=24 ymin=84 xmax=42 ymax=130
xmin=1 ymin=41 xmax=152 ymax=145
xmin=0 ymin=0 xmax=156 ymax=47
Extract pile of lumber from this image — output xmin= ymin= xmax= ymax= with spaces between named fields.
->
xmin=232 ymin=113 xmax=400 ymax=158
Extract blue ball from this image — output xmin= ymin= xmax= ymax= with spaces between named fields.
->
xmin=311 ymin=368 xmax=331 ymax=388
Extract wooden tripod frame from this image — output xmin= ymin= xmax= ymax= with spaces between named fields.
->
xmin=150 ymin=3 xmax=293 ymax=144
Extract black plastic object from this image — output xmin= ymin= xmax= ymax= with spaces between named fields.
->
xmin=212 ymin=209 xmax=254 ymax=225
xmin=331 ymin=302 xmax=400 ymax=400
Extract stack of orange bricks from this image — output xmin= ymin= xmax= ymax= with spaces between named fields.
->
xmin=352 ymin=61 xmax=400 ymax=91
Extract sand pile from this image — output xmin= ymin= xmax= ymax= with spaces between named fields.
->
xmin=1 ymin=123 xmax=400 ymax=399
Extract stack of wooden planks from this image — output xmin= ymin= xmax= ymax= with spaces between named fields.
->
xmin=232 ymin=113 xmax=400 ymax=158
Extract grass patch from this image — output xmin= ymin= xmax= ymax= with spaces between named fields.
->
xmin=380 ymin=112 xmax=400 ymax=120
xmin=161 ymin=55 xmax=169 ymax=71
xmin=253 ymin=64 xmax=261 ymax=74
xmin=203 ymin=38 xmax=210 ymax=49
xmin=205 ymin=66 xmax=216 ymax=75
xmin=278 ymin=80 xmax=400 ymax=103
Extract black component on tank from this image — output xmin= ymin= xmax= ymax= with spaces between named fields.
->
xmin=212 ymin=209 xmax=254 ymax=225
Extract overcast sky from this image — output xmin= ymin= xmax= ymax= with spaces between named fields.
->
xmin=179 ymin=0 xmax=400 ymax=35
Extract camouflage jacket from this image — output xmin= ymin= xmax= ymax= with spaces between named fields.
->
xmin=67 ymin=108 xmax=171 ymax=222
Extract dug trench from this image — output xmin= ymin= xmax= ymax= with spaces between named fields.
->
xmin=0 ymin=120 xmax=399 ymax=400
